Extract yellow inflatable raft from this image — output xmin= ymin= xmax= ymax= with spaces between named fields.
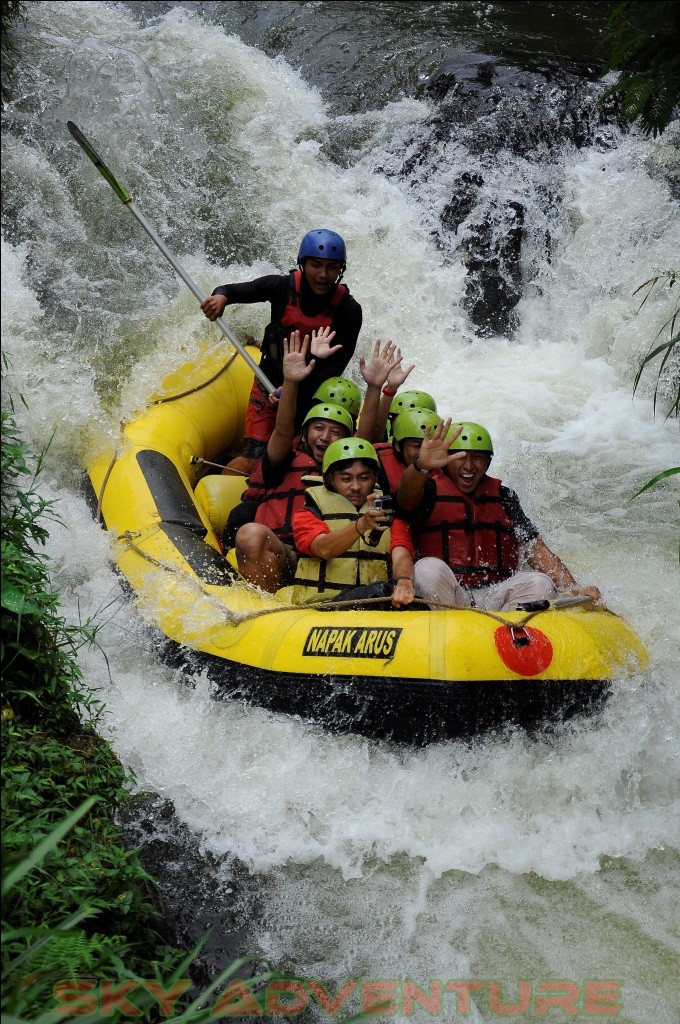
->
xmin=88 ymin=344 xmax=647 ymax=743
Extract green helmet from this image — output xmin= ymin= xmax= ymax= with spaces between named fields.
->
xmin=447 ymin=422 xmax=494 ymax=454
xmin=389 ymin=390 xmax=437 ymax=418
xmin=312 ymin=377 xmax=361 ymax=418
xmin=322 ymin=437 xmax=379 ymax=475
xmin=392 ymin=407 xmax=441 ymax=443
xmin=302 ymin=402 xmax=353 ymax=436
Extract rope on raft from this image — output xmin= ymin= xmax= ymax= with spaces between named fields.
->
xmin=116 ymin=531 xmax=578 ymax=630
xmin=93 ymin=350 xmax=243 ymax=520
xmin=96 ymin=451 xmax=120 ymax=526
xmin=150 ymin=351 xmax=240 ymax=403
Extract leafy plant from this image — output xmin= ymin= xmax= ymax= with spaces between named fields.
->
xmin=1 ymin=405 xmax=189 ymax=1003
xmin=2 ymin=800 xmax=274 ymax=1023
xmin=0 ymin=1 xmax=28 ymax=100
xmin=629 ymin=271 xmax=679 ymax=562
xmin=4 ymin=805 xmax=379 ymax=1024
xmin=630 ymin=465 xmax=680 ymax=503
xmin=1 ymin=407 xmax=108 ymax=730
xmin=632 ymin=270 xmax=679 ymax=419
xmin=600 ymin=1 xmax=680 ymax=137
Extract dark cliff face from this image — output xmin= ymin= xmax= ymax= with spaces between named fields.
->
xmin=391 ymin=51 xmax=625 ymax=339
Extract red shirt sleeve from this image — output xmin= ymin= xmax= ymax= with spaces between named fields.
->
xmin=292 ymin=508 xmax=330 ymax=556
xmin=390 ymin=518 xmax=415 ymax=556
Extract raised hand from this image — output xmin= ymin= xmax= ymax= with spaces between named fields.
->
xmin=417 ymin=418 xmax=462 ymax=471
xmin=282 ymin=331 xmax=315 ymax=383
xmin=358 ymin=338 xmax=403 ymax=389
xmin=386 ymin=348 xmax=416 ymax=390
xmin=310 ymin=326 xmax=342 ymax=359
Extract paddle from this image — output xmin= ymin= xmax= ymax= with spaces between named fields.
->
xmin=66 ymin=121 xmax=275 ymax=394
xmin=510 ymin=594 xmax=596 ymax=612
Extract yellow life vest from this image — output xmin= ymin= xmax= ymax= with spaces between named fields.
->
xmin=292 ymin=486 xmax=391 ymax=605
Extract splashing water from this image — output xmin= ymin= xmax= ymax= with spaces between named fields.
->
xmin=2 ymin=3 xmax=679 ymax=1020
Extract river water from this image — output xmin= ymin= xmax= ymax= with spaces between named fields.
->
xmin=2 ymin=2 xmax=679 ymax=1021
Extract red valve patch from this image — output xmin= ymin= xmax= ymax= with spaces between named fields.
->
xmin=494 ymin=625 xmax=554 ymax=676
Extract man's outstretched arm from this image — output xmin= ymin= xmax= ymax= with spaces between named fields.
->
xmin=527 ymin=539 xmax=601 ymax=601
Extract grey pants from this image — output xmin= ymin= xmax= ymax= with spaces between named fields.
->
xmin=413 ymin=557 xmax=556 ymax=612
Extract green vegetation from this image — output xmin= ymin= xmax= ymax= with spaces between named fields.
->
xmin=1 ymin=402 xmax=272 ymax=1020
xmin=0 ymin=1 xmax=27 ymax=100
xmin=629 ymin=271 xmax=679 ymax=517
xmin=3 ymin=801 xmax=273 ymax=1022
xmin=1 ymin=408 xmax=103 ymax=731
xmin=1 ymin=401 xmax=173 ymax=1014
xmin=600 ymin=6 xmax=680 ymax=520
xmin=628 ymin=269 xmax=679 ymax=564
xmin=601 ymin=1 xmax=680 ymax=136
xmin=632 ymin=270 xmax=679 ymax=421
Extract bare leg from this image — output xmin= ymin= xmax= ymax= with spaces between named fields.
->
xmin=235 ymin=523 xmax=288 ymax=593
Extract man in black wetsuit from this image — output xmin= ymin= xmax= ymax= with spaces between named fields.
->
xmin=201 ymin=229 xmax=362 ymax=470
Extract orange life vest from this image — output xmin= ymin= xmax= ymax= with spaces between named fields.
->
xmin=241 ymin=440 xmax=319 ymax=545
xmin=276 ymin=269 xmax=348 ymax=341
xmin=414 ymin=474 xmax=520 ymax=588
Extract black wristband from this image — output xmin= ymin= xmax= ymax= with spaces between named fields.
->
xmin=412 ymin=455 xmax=429 ymax=474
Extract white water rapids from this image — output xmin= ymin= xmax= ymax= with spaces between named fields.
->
xmin=2 ymin=3 xmax=679 ymax=1021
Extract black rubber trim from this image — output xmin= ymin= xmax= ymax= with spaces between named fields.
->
xmin=149 ymin=630 xmax=611 ymax=746
xmin=78 ymin=471 xmax=102 ymax=523
xmin=159 ymin=524 xmax=240 ymax=585
xmin=137 ymin=450 xmax=207 ymax=536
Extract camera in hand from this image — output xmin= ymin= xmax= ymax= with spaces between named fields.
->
xmin=364 ymin=495 xmax=394 ymax=547
xmin=370 ymin=495 xmax=395 ymax=525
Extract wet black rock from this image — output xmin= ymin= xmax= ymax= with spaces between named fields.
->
xmin=440 ymin=172 xmax=485 ymax=234
xmin=397 ymin=51 xmax=625 ymax=337
xmin=422 ymin=53 xmax=618 ymax=158
xmin=117 ymin=794 xmax=265 ymax=988
xmin=462 ymin=199 xmax=525 ymax=338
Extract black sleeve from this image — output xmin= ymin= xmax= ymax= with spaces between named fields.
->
xmin=500 ymin=486 xmax=540 ymax=545
xmin=318 ymin=293 xmax=362 ymax=375
xmin=212 ymin=275 xmax=289 ymax=310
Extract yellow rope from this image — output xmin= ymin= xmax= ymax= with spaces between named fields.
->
xmin=149 ymin=351 xmax=239 ymax=403
xmin=96 ymin=452 xmax=120 ymax=525
xmin=93 ymin=351 xmax=242 ymax=520
xmin=116 ymin=532 xmax=546 ymax=629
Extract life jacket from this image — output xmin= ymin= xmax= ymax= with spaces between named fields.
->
xmin=263 ymin=270 xmax=348 ymax=361
xmin=414 ymin=474 xmax=520 ymax=588
xmin=375 ymin=442 xmax=407 ymax=496
xmin=241 ymin=439 xmax=320 ymax=545
xmin=292 ymin=486 xmax=391 ymax=605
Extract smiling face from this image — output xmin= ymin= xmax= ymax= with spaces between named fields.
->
xmin=304 ymin=418 xmax=349 ymax=465
xmin=445 ymin=450 xmax=492 ymax=494
xmin=301 ymin=257 xmax=345 ymax=295
xmin=328 ymin=460 xmax=377 ymax=508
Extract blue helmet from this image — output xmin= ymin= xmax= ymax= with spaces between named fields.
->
xmin=298 ymin=229 xmax=347 ymax=265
